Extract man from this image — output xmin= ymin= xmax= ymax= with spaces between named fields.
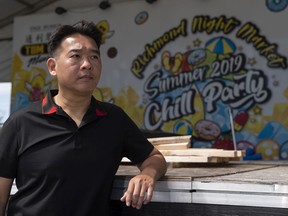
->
xmin=0 ymin=20 xmax=167 ymax=215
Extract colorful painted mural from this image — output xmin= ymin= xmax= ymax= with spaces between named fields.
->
xmin=11 ymin=0 xmax=288 ymax=160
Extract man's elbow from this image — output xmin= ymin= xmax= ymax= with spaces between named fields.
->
xmin=139 ymin=148 xmax=167 ymax=179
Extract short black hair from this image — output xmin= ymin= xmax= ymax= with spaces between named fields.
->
xmin=47 ymin=20 xmax=102 ymax=56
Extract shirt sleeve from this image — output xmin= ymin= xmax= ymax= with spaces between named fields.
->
xmin=0 ymin=117 xmax=19 ymax=178
xmin=121 ymin=109 xmax=154 ymax=165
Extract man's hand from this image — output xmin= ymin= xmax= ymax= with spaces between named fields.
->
xmin=120 ymin=174 xmax=154 ymax=209
xmin=120 ymin=147 xmax=167 ymax=209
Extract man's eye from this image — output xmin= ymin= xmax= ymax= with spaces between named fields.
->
xmin=71 ymin=54 xmax=80 ymax=58
xmin=91 ymin=55 xmax=99 ymax=60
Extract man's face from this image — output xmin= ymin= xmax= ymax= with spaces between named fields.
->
xmin=49 ymin=33 xmax=102 ymax=95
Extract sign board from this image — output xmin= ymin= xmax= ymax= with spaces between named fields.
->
xmin=11 ymin=0 xmax=288 ymax=160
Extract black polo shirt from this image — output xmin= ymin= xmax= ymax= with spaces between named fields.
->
xmin=0 ymin=90 xmax=154 ymax=216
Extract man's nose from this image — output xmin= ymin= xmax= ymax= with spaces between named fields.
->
xmin=81 ymin=57 xmax=92 ymax=70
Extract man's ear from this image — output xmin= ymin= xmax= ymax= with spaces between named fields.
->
xmin=47 ymin=58 xmax=57 ymax=76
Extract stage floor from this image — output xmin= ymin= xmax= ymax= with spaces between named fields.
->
xmin=113 ymin=161 xmax=288 ymax=209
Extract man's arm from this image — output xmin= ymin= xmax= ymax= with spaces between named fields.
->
xmin=120 ymin=147 xmax=167 ymax=209
xmin=0 ymin=177 xmax=13 ymax=216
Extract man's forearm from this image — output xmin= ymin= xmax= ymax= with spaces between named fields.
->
xmin=138 ymin=150 xmax=167 ymax=180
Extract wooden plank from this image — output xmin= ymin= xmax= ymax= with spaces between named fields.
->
xmin=164 ymin=156 xmax=223 ymax=163
xmin=235 ymin=150 xmax=246 ymax=157
xmin=121 ymin=156 xmax=225 ymax=164
xmin=164 ymin=156 xmax=209 ymax=163
xmin=148 ymin=135 xmax=191 ymax=146
xmin=155 ymin=142 xmax=191 ymax=150
xmin=159 ymin=149 xmax=245 ymax=157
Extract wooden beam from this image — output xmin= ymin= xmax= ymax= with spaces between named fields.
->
xmin=160 ymin=149 xmax=245 ymax=157
xmin=155 ymin=142 xmax=191 ymax=150
xmin=148 ymin=135 xmax=191 ymax=145
xmin=164 ymin=156 xmax=223 ymax=163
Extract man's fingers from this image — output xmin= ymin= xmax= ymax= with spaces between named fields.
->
xmin=120 ymin=192 xmax=127 ymax=202
xmin=122 ymin=183 xmax=135 ymax=207
xmin=143 ymin=186 xmax=153 ymax=205
xmin=135 ymin=184 xmax=149 ymax=209
xmin=131 ymin=182 xmax=142 ymax=208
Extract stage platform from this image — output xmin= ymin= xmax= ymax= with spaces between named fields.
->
xmin=110 ymin=161 xmax=288 ymax=215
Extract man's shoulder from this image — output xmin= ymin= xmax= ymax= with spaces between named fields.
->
xmin=97 ymin=101 xmax=123 ymax=113
xmin=10 ymin=101 xmax=42 ymax=117
xmin=2 ymin=101 xmax=42 ymax=128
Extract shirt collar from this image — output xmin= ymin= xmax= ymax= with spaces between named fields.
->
xmin=42 ymin=90 xmax=107 ymax=117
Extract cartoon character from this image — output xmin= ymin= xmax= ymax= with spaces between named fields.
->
xmin=25 ymin=74 xmax=51 ymax=102
xmin=96 ymin=20 xmax=115 ymax=44
xmin=256 ymin=139 xmax=280 ymax=160
xmin=233 ymin=111 xmax=249 ymax=131
xmin=161 ymin=49 xmax=207 ymax=74
xmin=212 ymin=137 xmax=234 ymax=150
xmin=180 ymin=48 xmax=207 ymax=72
xmin=162 ymin=51 xmax=183 ymax=74
xmin=195 ymin=119 xmax=221 ymax=140
xmin=187 ymin=49 xmax=206 ymax=65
